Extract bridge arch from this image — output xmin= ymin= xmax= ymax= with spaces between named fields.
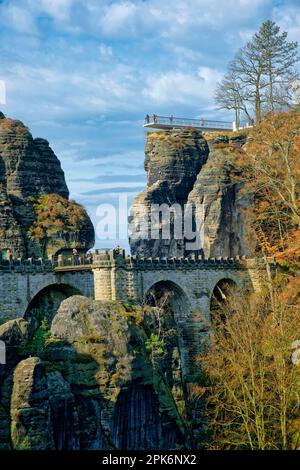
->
xmin=144 ymin=279 xmax=191 ymax=322
xmin=144 ymin=279 xmax=192 ymax=375
xmin=210 ymin=278 xmax=238 ymax=324
xmin=25 ymin=282 xmax=82 ymax=328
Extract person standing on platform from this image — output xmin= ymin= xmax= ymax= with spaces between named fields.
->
xmin=73 ymin=248 xmax=79 ymax=266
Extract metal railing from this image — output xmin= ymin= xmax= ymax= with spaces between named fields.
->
xmin=143 ymin=115 xmax=233 ymax=130
xmin=54 ymin=254 xmax=93 ymax=269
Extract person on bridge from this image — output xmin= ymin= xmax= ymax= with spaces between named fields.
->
xmin=86 ymin=251 xmax=93 ymax=264
xmin=114 ymin=245 xmax=122 ymax=256
xmin=72 ymin=248 xmax=79 ymax=266
xmin=145 ymin=114 xmax=150 ymax=123
xmin=153 ymin=114 xmax=158 ymax=123
xmin=6 ymin=248 xmax=12 ymax=260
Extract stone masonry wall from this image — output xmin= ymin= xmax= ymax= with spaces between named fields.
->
xmin=0 ymin=251 xmax=264 ymax=375
xmin=0 ymin=251 xmax=262 ymax=323
xmin=0 ymin=261 xmax=93 ymax=322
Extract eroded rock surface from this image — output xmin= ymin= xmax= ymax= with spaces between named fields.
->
xmin=0 ymin=296 xmax=188 ymax=450
xmin=129 ymin=130 xmax=255 ymax=258
xmin=187 ymin=146 xmax=255 ymax=257
xmin=129 ymin=129 xmax=209 ymax=257
xmin=0 ymin=113 xmax=94 ymax=257
xmin=10 ymin=357 xmax=55 ymax=450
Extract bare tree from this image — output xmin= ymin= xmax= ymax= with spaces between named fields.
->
xmin=215 ymin=70 xmax=254 ymax=127
xmin=199 ymin=288 xmax=300 ymax=449
xmin=230 ymin=43 xmax=268 ymax=123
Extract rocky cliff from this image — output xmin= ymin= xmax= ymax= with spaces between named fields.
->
xmin=129 ymin=129 xmax=209 ymax=258
xmin=0 ymin=297 xmax=189 ymax=450
xmin=129 ymin=130 xmax=255 ymax=258
xmin=0 ymin=112 xmax=94 ymax=257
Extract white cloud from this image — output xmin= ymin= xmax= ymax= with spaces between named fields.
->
xmin=2 ymin=0 xmax=297 ymax=251
xmin=100 ymin=1 xmax=139 ymax=35
xmin=238 ymin=28 xmax=256 ymax=42
xmin=40 ymin=0 xmax=73 ymax=21
xmin=96 ymin=0 xmax=271 ymax=40
xmin=1 ymin=0 xmax=273 ymax=41
xmin=142 ymin=67 xmax=222 ymax=105
xmin=272 ymin=6 xmax=300 ymax=43
xmin=98 ymin=44 xmax=113 ymax=57
xmin=5 ymin=4 xmax=37 ymax=34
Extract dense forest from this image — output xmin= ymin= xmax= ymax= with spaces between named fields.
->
xmin=198 ymin=110 xmax=300 ymax=449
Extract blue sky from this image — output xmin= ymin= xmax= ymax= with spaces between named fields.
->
xmin=0 ymin=0 xmax=299 ymax=250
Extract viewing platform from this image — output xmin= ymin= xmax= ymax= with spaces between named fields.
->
xmin=143 ymin=114 xmax=233 ymax=131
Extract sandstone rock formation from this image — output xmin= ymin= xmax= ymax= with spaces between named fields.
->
xmin=0 ymin=296 xmax=188 ymax=450
xmin=129 ymin=129 xmax=209 ymax=257
xmin=187 ymin=144 xmax=255 ymax=258
xmin=10 ymin=357 xmax=55 ymax=450
xmin=0 ymin=113 xmax=94 ymax=257
xmin=129 ymin=129 xmax=255 ymax=258
xmin=0 ymin=318 xmax=29 ymax=347
xmin=0 ymin=318 xmax=30 ymax=380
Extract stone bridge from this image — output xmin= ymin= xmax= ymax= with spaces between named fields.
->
xmin=0 ymin=249 xmax=263 ymax=374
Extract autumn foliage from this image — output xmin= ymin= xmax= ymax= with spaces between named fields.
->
xmin=239 ymin=113 xmax=300 ymax=260
xmin=199 ymin=290 xmax=300 ymax=450
xmin=29 ymin=194 xmax=89 ymax=255
xmin=234 ymin=112 xmax=300 ymax=307
xmin=197 ymin=112 xmax=300 ymax=450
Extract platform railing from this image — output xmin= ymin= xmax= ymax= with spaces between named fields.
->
xmin=143 ymin=115 xmax=233 ymax=130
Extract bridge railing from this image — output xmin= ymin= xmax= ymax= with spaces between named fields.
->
xmin=53 ymin=250 xmax=249 ymax=270
xmin=53 ymin=254 xmax=93 ymax=268
xmin=0 ymin=250 xmax=268 ymax=272
xmin=144 ymin=115 xmax=233 ymax=130
xmin=53 ymin=249 xmax=127 ymax=268
xmin=0 ymin=257 xmax=54 ymax=273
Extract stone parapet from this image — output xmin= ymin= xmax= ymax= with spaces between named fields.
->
xmin=0 ymin=250 xmax=262 ymax=273
xmin=0 ymin=258 xmax=53 ymax=273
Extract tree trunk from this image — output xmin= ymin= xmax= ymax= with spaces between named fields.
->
xmin=255 ymin=86 xmax=261 ymax=123
xmin=269 ymin=59 xmax=274 ymax=113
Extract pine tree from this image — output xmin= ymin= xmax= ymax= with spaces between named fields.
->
xmin=215 ymin=20 xmax=299 ymax=123
xmin=253 ymin=20 xmax=299 ymax=113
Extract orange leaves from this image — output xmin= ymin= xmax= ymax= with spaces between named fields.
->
xmin=275 ymin=228 xmax=300 ymax=265
xmin=277 ymin=275 xmax=300 ymax=306
xmin=198 ymin=289 xmax=300 ymax=449
xmin=29 ymin=194 xmax=88 ymax=243
xmin=239 ymin=112 xmax=300 ymax=263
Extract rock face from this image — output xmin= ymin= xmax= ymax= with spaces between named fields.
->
xmin=129 ymin=130 xmax=255 ymax=258
xmin=47 ymin=371 xmax=80 ymax=450
xmin=48 ymin=296 xmax=186 ymax=449
xmin=10 ymin=357 xmax=55 ymax=450
xmin=129 ymin=129 xmax=209 ymax=257
xmin=187 ymin=145 xmax=255 ymax=258
xmin=0 ymin=113 xmax=94 ymax=257
xmin=0 ymin=318 xmax=30 ymax=379
xmin=0 ymin=296 xmax=188 ymax=450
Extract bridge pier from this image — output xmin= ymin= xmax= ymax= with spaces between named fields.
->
xmin=89 ymin=252 xmax=263 ymax=377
